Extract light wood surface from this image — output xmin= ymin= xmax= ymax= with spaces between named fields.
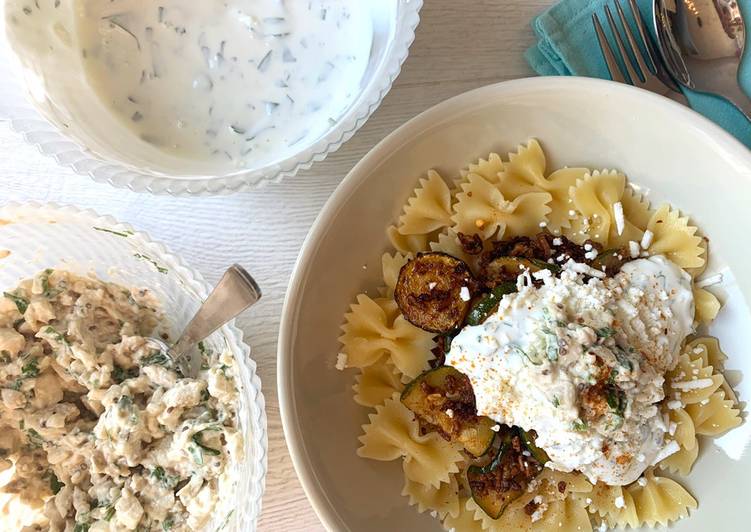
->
xmin=0 ymin=0 xmax=555 ymax=529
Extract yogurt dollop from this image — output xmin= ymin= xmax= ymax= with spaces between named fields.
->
xmin=446 ymin=255 xmax=694 ymax=485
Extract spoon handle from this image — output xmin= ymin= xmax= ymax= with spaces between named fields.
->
xmin=172 ymin=264 xmax=262 ymax=362
xmin=719 ymin=82 xmax=751 ymax=121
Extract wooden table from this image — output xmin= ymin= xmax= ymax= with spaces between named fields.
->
xmin=0 ymin=0 xmax=553 ymax=529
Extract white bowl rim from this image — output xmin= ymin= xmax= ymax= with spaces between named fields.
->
xmin=276 ymin=75 xmax=751 ymax=530
xmin=0 ymin=200 xmax=269 ymax=530
xmin=0 ymin=0 xmax=423 ymax=196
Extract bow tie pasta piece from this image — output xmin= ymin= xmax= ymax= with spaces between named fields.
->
xmin=442 ymin=499 xmax=485 ymax=532
xmin=380 ymin=252 xmax=411 ymax=297
xmin=452 ymin=172 xmax=551 ymax=240
xmin=693 ymin=286 xmax=721 ymax=325
xmin=429 ymin=230 xmax=478 ymax=270
xmin=684 ymin=389 xmax=742 ymax=436
xmin=357 ymin=394 xmax=463 ymax=488
xmin=658 ymin=407 xmax=698 ymax=476
xmin=402 ymin=471 xmax=461 ymax=520
xmin=665 ymin=352 xmax=724 ymax=405
xmin=353 ymin=359 xmax=404 ymax=408
xmin=396 ymin=170 xmax=453 ymax=236
xmin=645 ymin=204 xmax=705 ymax=269
xmin=576 ymin=482 xmax=639 ymax=529
xmin=457 ymin=152 xmax=505 ymax=189
xmin=567 ymin=170 xmax=648 ymax=247
xmin=625 ymin=470 xmax=697 ymax=528
xmin=685 ymin=336 xmax=737 ymax=402
xmin=497 ymin=139 xmax=589 ymax=232
xmin=387 ymin=225 xmax=433 ymax=254
xmin=339 ymin=294 xmax=434 ymax=379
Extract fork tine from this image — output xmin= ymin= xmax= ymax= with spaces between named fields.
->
xmin=604 ymin=5 xmax=642 ymax=83
xmin=615 ymin=0 xmax=652 ymax=78
xmin=592 ymin=13 xmax=626 ymax=83
xmin=626 ymin=0 xmax=658 ymax=73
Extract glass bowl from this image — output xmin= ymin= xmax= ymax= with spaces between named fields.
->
xmin=0 ymin=1 xmax=422 ymax=196
xmin=0 ymin=202 xmax=267 ymax=530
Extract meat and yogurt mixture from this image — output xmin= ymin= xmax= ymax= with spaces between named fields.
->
xmin=446 ymin=255 xmax=694 ymax=485
xmin=0 ymin=271 xmax=242 ymax=531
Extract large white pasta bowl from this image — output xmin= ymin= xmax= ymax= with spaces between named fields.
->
xmin=278 ymin=77 xmax=751 ymax=531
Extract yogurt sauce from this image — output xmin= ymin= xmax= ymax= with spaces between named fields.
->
xmin=446 ymin=255 xmax=694 ymax=485
xmin=72 ymin=0 xmax=373 ymax=170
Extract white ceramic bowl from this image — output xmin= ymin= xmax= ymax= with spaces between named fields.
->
xmin=0 ymin=1 xmax=422 ymax=195
xmin=0 ymin=202 xmax=267 ymax=530
xmin=278 ymin=77 xmax=751 ymax=531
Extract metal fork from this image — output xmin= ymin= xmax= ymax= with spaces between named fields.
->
xmin=592 ymin=0 xmax=688 ymax=104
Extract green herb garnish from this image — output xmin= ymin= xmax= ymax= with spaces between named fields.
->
xmin=133 ymin=253 xmax=168 ymax=274
xmin=103 ymin=506 xmax=116 ymax=521
xmin=596 ymin=327 xmax=616 ymax=338
xmin=49 ymin=472 xmax=64 ymax=494
xmin=571 ymin=419 xmax=588 ymax=432
xmin=26 ymin=428 xmax=44 ymax=448
xmin=21 ymin=358 xmax=39 ymax=378
xmin=73 ymin=523 xmax=90 ymax=532
xmin=162 ymin=517 xmax=174 ymax=530
xmin=93 ymin=227 xmax=133 ymax=238
xmin=188 ymin=443 xmax=204 ymax=465
xmin=3 ymin=292 xmax=28 ymax=314
xmin=44 ymin=326 xmax=69 ymax=345
xmin=141 ymin=350 xmax=170 ymax=366
xmin=606 ymin=386 xmax=627 ymax=417
xmin=192 ymin=430 xmax=221 ymax=456
xmin=112 ymin=365 xmax=138 ymax=383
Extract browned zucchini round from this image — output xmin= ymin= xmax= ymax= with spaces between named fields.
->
xmin=468 ymin=428 xmax=543 ymax=518
xmin=394 ymin=252 xmax=477 ymax=333
xmin=400 ymin=366 xmax=496 ymax=457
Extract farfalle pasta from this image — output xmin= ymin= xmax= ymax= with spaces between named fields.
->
xmin=336 ymin=138 xmax=743 ymax=531
xmin=357 ymin=394 xmax=464 ymax=487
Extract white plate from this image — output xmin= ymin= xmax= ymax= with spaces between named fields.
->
xmin=278 ymin=77 xmax=751 ymax=531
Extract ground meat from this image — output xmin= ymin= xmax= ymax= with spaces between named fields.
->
xmin=457 ymin=232 xmax=483 ymax=255
xmin=480 ymin=232 xmax=602 ymax=269
xmin=469 ymin=434 xmax=542 ymax=496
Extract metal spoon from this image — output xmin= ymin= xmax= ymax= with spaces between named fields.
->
xmin=654 ymin=0 xmax=751 ymax=118
xmin=146 ymin=264 xmax=261 ymax=378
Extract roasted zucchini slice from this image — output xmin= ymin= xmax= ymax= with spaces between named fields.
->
xmin=468 ymin=428 xmax=543 ymax=518
xmin=520 ymin=429 xmax=550 ymax=464
xmin=394 ymin=252 xmax=477 ymax=333
xmin=590 ymin=247 xmax=630 ymax=276
xmin=401 ymin=366 xmax=495 ymax=457
xmin=465 ymin=282 xmax=517 ymax=326
xmin=479 ymin=256 xmax=560 ymax=288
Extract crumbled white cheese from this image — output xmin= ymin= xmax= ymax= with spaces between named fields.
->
xmin=695 ymin=272 xmax=723 ymax=288
xmin=667 ymin=400 xmax=683 ymax=410
xmin=640 ymin=229 xmax=654 ymax=250
xmin=584 ymin=243 xmax=593 ymax=251
xmin=637 ymin=477 xmax=648 ymax=487
xmin=335 ymin=353 xmax=348 ymax=371
xmin=614 ymin=496 xmax=625 ymax=509
xmin=428 ymin=282 xmax=437 ymax=290
xmin=584 ymin=250 xmax=598 ymax=260
xmin=553 ymin=238 xmax=562 ymax=246
xmin=445 ymin=408 xmax=454 ymax=418
xmin=539 ymin=221 xmax=547 ymax=228
xmin=651 ymin=440 xmax=680 ymax=465
xmin=629 ymin=241 xmax=640 ymax=258
xmin=459 ymin=286 xmax=470 ymax=301
xmin=613 ymin=201 xmax=625 ymax=235
xmin=672 ymin=378 xmax=715 ymax=391
xmin=568 ymin=209 xmax=577 ymax=216
xmin=491 ymin=424 xmax=501 ymax=432
xmin=566 ymin=260 xmax=606 ymax=279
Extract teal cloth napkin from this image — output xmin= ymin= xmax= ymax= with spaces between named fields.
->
xmin=525 ymin=0 xmax=751 ymax=148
